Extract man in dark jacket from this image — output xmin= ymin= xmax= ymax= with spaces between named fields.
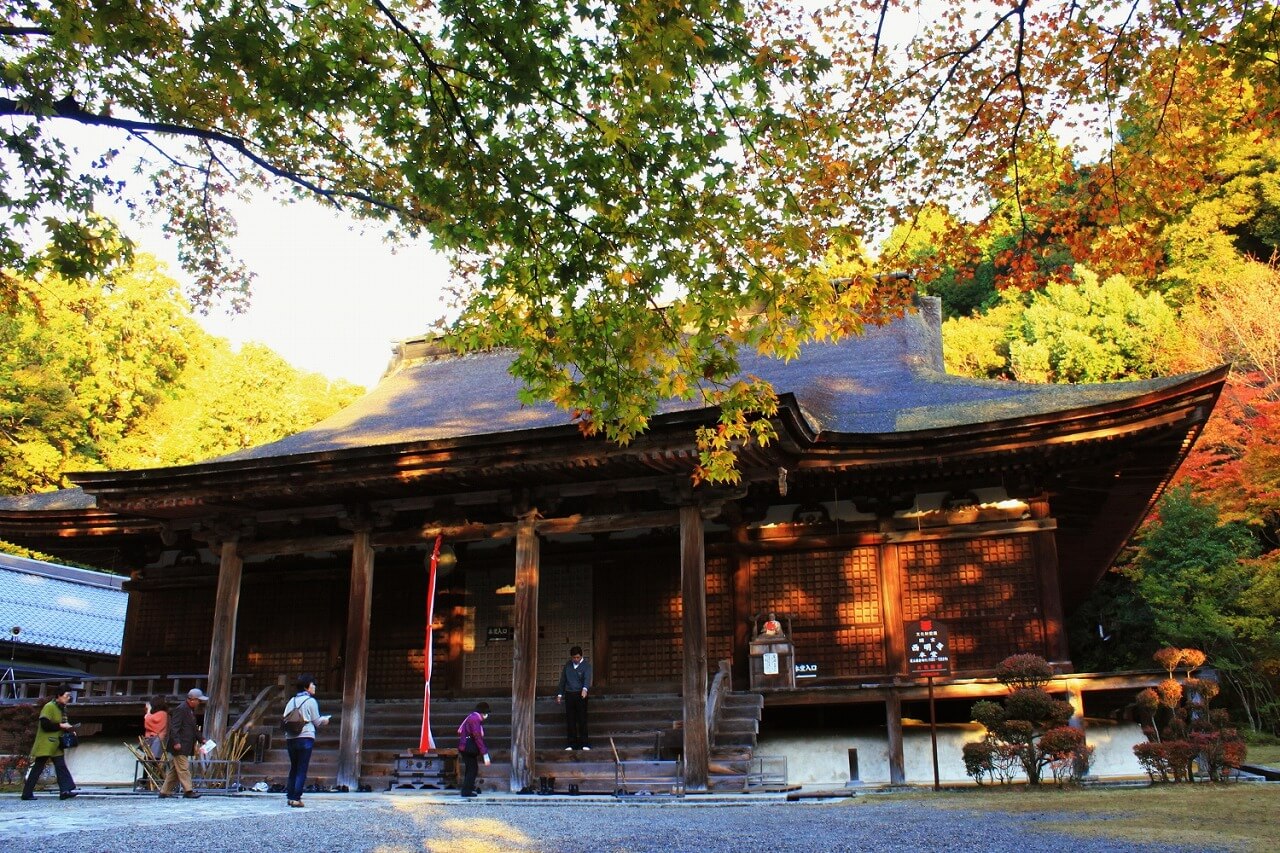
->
xmin=158 ymin=688 xmax=207 ymax=799
xmin=555 ymin=646 xmax=592 ymax=750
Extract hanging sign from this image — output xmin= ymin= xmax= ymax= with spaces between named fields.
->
xmin=796 ymin=663 xmax=818 ymax=679
xmin=905 ymin=618 xmax=952 ymax=677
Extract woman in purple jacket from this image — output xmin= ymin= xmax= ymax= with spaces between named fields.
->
xmin=456 ymin=701 xmax=491 ymax=797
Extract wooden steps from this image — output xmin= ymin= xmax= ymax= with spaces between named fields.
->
xmin=238 ymin=691 xmax=764 ymax=793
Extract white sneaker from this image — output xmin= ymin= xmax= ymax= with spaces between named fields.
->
xmin=582 ymin=746 xmax=591 ymax=751
xmin=564 ymin=746 xmax=573 ymax=751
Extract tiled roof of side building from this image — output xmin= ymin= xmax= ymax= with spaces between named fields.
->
xmin=0 ymin=487 xmax=96 ymax=512
xmin=212 ymin=297 xmax=1216 ymax=462
xmin=0 ymin=553 xmax=126 ymax=656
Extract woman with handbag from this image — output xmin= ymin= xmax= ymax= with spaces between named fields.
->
xmin=20 ymin=685 xmax=78 ymax=801
xmin=144 ymin=695 xmax=169 ymax=760
xmin=282 ymin=674 xmax=331 ymax=808
xmin=456 ymin=701 xmax=491 ymax=798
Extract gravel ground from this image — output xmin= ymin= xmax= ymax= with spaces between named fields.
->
xmin=0 ymin=791 xmax=1228 ymax=852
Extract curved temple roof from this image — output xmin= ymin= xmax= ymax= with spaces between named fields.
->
xmin=209 ymin=298 xmax=1213 ymax=463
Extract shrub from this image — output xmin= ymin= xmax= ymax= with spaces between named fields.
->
xmin=1040 ymin=726 xmax=1093 ymax=785
xmin=969 ymin=653 xmax=1084 ymax=785
xmin=1132 ymin=648 xmax=1246 ymax=782
xmin=0 ymin=754 xmax=31 ymax=785
xmin=994 ymin=654 xmax=1054 ymax=690
xmin=962 ymin=740 xmax=996 ymax=785
xmin=0 ymin=704 xmax=37 ymax=756
xmin=992 ymin=743 xmax=1024 ymax=784
xmin=1153 ymin=647 xmax=1183 ymax=677
xmin=1192 ymin=729 xmax=1248 ymax=782
xmin=1164 ymin=740 xmax=1198 ymax=782
xmin=1156 ymin=678 xmax=1183 ymax=708
xmin=1134 ymin=742 xmax=1174 ymax=782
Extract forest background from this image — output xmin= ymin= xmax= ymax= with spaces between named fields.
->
xmin=1 ymin=2 xmax=1277 ymax=735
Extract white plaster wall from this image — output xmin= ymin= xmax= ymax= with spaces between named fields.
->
xmin=30 ymin=741 xmax=140 ymax=786
xmin=756 ymin=718 xmax=1148 ymax=786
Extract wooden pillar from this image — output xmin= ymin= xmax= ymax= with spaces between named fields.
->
xmin=336 ymin=528 xmax=375 ymax=789
xmin=731 ymin=525 xmax=752 ymax=687
xmin=680 ymin=505 xmax=710 ymax=792
xmin=1033 ymin=531 xmax=1071 ymax=666
xmin=880 ymin=543 xmax=907 ymax=675
xmin=205 ymin=538 xmax=243 ymax=747
xmin=509 ymin=512 xmax=540 ymax=793
xmin=886 ymin=689 xmax=906 ymax=785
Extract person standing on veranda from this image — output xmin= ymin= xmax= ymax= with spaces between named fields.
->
xmin=158 ymin=687 xmax=208 ymax=799
xmin=556 ymin=645 xmax=592 ymax=751
xmin=283 ymin=673 xmax=331 ymax=808
xmin=20 ymin=685 xmax=78 ymax=800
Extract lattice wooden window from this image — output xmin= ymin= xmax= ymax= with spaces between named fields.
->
xmin=230 ymin=571 xmax=339 ymax=686
xmin=748 ymin=547 xmax=885 ymax=677
xmin=602 ymin=558 xmax=683 ymax=684
xmin=123 ymin=587 xmax=215 ymax=675
xmin=706 ymin=556 xmax=734 ymax=670
xmin=461 ymin=562 xmax=593 ymax=691
xmin=897 ymin=535 xmax=1044 ymax=669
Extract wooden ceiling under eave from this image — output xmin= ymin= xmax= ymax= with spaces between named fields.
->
xmin=783 ymin=363 xmax=1225 ymax=611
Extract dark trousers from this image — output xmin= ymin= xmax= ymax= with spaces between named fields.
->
xmin=286 ymin=737 xmax=314 ymax=801
xmin=460 ymin=750 xmax=479 ymax=794
xmin=23 ymin=754 xmax=75 ymax=798
xmin=564 ymin=694 xmax=590 ymax=748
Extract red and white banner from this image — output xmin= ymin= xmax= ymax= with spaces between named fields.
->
xmin=418 ymin=534 xmax=443 ymax=752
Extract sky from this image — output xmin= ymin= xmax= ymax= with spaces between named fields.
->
xmin=134 ymin=196 xmax=454 ymax=390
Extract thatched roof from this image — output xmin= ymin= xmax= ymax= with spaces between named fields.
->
xmin=209 ymin=298 xmax=1208 ymax=462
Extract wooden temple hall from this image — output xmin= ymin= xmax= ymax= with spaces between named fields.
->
xmin=0 ymin=297 xmax=1226 ymax=790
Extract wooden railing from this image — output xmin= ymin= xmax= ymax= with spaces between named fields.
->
xmin=705 ymin=659 xmax=732 ymax=738
xmin=0 ymin=673 xmax=254 ymax=705
xmin=228 ymin=677 xmax=288 ymax=736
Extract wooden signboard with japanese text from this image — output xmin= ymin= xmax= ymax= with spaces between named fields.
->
xmin=905 ymin=619 xmax=952 ymax=678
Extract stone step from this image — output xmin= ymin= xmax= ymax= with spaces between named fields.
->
xmin=244 ymin=691 xmax=764 ymax=792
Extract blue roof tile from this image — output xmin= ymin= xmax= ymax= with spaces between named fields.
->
xmin=0 ymin=555 xmax=126 ymax=657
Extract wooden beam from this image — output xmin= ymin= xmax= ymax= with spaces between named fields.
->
xmin=757 ymin=670 xmax=1164 ymax=706
xmin=680 ymin=505 xmax=710 ymax=793
xmin=883 ymin=518 xmax=1055 ymax=543
xmin=237 ymin=534 xmax=353 ymax=557
xmin=509 ymin=512 xmax=540 ymax=793
xmin=205 ymin=539 xmax=243 ymax=747
xmin=536 ymin=509 xmax=678 ymax=536
xmin=204 ymin=510 xmax=678 ymax=561
xmin=336 ymin=529 xmax=375 ymax=789
xmin=375 ymin=521 xmax=516 ymax=548
xmin=886 ymin=690 xmax=906 ymax=785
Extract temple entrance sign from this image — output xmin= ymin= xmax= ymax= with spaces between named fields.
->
xmin=905 ymin=619 xmax=952 ymax=678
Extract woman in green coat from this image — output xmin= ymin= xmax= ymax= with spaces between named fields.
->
xmin=20 ymin=685 xmax=78 ymax=800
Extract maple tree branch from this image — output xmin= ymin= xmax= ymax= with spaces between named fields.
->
xmin=0 ymin=25 xmax=49 ymax=37
xmin=0 ymin=94 xmax=430 ymax=224
xmin=1008 ymin=2 xmax=1031 ymax=242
